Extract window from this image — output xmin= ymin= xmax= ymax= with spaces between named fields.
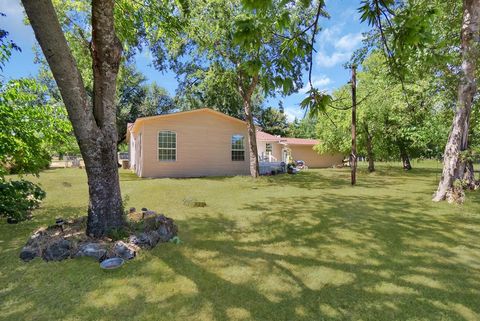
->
xmin=231 ymin=135 xmax=245 ymax=161
xmin=266 ymin=143 xmax=272 ymax=153
xmin=158 ymin=131 xmax=176 ymax=161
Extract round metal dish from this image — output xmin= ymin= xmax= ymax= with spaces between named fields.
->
xmin=100 ymin=257 xmax=124 ymax=270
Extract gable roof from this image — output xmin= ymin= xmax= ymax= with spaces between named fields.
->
xmin=127 ymin=108 xmax=319 ymax=146
xmin=256 ymin=130 xmax=319 ymax=146
xmin=256 ymin=130 xmax=282 ymax=141
xmin=282 ymin=137 xmax=319 ymax=145
xmin=128 ymin=108 xmax=246 ymax=134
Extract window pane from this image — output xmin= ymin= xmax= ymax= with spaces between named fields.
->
xmin=232 ymin=151 xmax=245 ymax=161
xmin=266 ymin=143 xmax=272 ymax=153
xmin=231 ymin=135 xmax=245 ymax=161
xmin=158 ymin=131 xmax=176 ymax=161
xmin=231 ymin=135 xmax=244 ymax=150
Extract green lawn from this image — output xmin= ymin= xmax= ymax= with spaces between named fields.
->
xmin=1 ymin=162 xmax=480 ymax=321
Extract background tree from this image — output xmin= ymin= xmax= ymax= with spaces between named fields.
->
xmin=116 ymin=65 xmax=175 ymax=144
xmin=256 ymin=107 xmax=289 ymax=136
xmin=288 ymin=117 xmax=317 ymax=139
xmin=357 ymin=0 xmax=479 ymax=200
xmin=314 ymin=51 xmax=450 ymax=171
xmin=0 ymin=79 xmax=72 ymax=176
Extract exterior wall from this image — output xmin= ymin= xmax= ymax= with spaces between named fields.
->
xmin=290 ymin=145 xmax=343 ymax=168
xmin=138 ymin=111 xmax=250 ymax=178
xmin=129 ymin=132 xmax=136 ymax=169
xmin=257 ymin=140 xmax=282 ymax=162
xmin=133 ymin=126 xmax=144 ymax=177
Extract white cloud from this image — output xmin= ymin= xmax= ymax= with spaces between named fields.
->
xmin=316 ymin=51 xmax=351 ymax=68
xmin=284 ymin=105 xmax=305 ymax=122
xmin=314 ymin=21 xmax=365 ymax=68
xmin=318 ymin=26 xmax=342 ymax=45
xmin=299 ymin=75 xmax=332 ymax=93
xmin=335 ymin=33 xmax=364 ymax=52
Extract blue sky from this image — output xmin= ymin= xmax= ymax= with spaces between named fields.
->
xmin=1 ymin=0 xmax=369 ymax=121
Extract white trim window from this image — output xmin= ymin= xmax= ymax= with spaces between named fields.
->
xmin=266 ymin=143 xmax=272 ymax=153
xmin=231 ymin=135 xmax=245 ymax=161
xmin=158 ymin=131 xmax=176 ymax=161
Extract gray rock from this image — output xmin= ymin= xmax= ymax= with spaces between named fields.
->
xmin=129 ymin=232 xmax=160 ymax=249
xmin=42 ymin=239 xmax=72 ymax=261
xmin=157 ymin=225 xmax=172 ymax=242
xmin=20 ymin=246 xmax=39 ymax=262
xmin=113 ymin=241 xmax=136 ymax=260
xmin=75 ymin=242 xmax=107 ymax=261
xmin=26 ymin=229 xmax=47 ymax=247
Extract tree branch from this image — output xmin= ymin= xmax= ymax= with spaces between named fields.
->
xmin=21 ymin=0 xmax=97 ymax=140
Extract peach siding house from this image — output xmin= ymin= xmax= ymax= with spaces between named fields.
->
xmin=127 ymin=108 xmax=343 ymax=178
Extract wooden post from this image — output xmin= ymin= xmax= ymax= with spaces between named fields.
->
xmin=351 ymin=65 xmax=357 ymax=185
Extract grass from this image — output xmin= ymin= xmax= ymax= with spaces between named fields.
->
xmin=1 ymin=161 xmax=480 ymax=321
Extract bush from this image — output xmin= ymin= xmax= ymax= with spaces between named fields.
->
xmin=0 ymin=179 xmax=46 ymax=222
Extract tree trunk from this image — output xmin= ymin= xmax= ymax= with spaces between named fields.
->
xmin=244 ymin=98 xmax=259 ymax=177
xmin=399 ymin=143 xmax=412 ymax=170
xmin=463 ymin=160 xmax=476 ymax=188
xmin=433 ymin=0 xmax=480 ymax=201
xmin=22 ymin=0 xmax=125 ymax=237
xmin=351 ymin=66 xmax=357 ymax=185
xmin=238 ymin=73 xmax=260 ymax=178
xmin=364 ymin=123 xmax=375 ymax=172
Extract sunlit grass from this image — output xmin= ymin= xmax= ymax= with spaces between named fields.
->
xmin=1 ymin=160 xmax=479 ymax=320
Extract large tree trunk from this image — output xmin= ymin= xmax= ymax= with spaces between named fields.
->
xmin=22 ymin=0 xmax=125 ymax=237
xmin=239 ymin=73 xmax=260 ymax=178
xmin=364 ymin=123 xmax=375 ymax=172
xmin=433 ymin=0 xmax=480 ymax=201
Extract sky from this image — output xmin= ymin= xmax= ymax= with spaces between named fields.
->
xmin=0 ymin=0 xmax=369 ymax=121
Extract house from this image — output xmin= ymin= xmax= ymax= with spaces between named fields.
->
xmin=127 ymin=108 xmax=343 ymax=178
xmin=256 ymin=131 xmax=344 ymax=168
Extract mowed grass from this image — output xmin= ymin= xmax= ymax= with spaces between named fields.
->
xmin=1 ymin=161 xmax=480 ymax=321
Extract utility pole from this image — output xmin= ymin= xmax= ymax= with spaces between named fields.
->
xmin=351 ymin=65 xmax=357 ymax=185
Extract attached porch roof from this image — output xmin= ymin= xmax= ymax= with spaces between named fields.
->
xmin=256 ymin=130 xmax=319 ymax=146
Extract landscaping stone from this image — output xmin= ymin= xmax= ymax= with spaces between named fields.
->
xmin=20 ymin=213 xmax=178 ymax=264
xmin=113 ymin=241 xmax=136 ymax=260
xmin=26 ymin=229 xmax=47 ymax=247
xmin=75 ymin=242 xmax=108 ymax=261
xmin=157 ymin=224 xmax=173 ymax=242
xmin=19 ymin=246 xmax=39 ymax=262
xmin=144 ymin=210 xmax=157 ymax=216
xmin=155 ymin=215 xmax=178 ymax=241
xmin=129 ymin=230 xmax=163 ymax=248
xmin=42 ymin=239 xmax=72 ymax=261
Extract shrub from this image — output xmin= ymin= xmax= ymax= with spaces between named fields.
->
xmin=106 ymin=227 xmax=130 ymax=241
xmin=0 ymin=179 xmax=46 ymax=222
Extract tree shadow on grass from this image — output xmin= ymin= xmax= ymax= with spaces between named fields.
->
xmin=158 ymin=193 xmax=480 ymax=320
xmin=123 ymin=186 xmax=478 ymax=319
xmin=1 ymin=172 xmax=480 ymax=320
